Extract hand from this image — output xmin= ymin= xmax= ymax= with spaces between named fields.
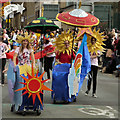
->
xmin=13 ymin=66 xmax=17 ymax=72
xmin=2 ymin=52 xmax=5 ymax=56
xmin=58 ymin=61 xmax=62 ymax=64
xmin=47 ymin=52 xmax=51 ymax=55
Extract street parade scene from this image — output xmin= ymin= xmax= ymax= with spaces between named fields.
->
xmin=0 ymin=0 xmax=120 ymax=119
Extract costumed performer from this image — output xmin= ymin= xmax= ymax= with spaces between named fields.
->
xmin=43 ymin=37 xmax=56 ymax=79
xmin=84 ymin=28 xmax=105 ymax=98
xmin=13 ymin=32 xmax=35 ymax=67
xmin=52 ymin=30 xmax=76 ymax=103
xmin=8 ymin=32 xmax=43 ymax=113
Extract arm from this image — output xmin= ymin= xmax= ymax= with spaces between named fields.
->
xmin=90 ymin=54 xmax=97 ymax=59
xmin=2 ymin=44 xmax=9 ymax=55
xmin=55 ymin=59 xmax=62 ymax=64
xmin=47 ymin=49 xmax=56 ymax=55
xmin=13 ymin=52 xmax=18 ymax=67
xmin=30 ymin=51 xmax=35 ymax=68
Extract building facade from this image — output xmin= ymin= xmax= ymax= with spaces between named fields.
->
xmin=2 ymin=1 xmax=120 ymax=31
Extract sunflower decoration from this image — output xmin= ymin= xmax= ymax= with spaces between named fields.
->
xmin=76 ymin=27 xmax=106 ymax=56
xmin=87 ymin=27 xmax=106 ymax=55
xmin=17 ymin=32 xmax=35 ymax=44
xmin=53 ymin=29 xmax=75 ymax=55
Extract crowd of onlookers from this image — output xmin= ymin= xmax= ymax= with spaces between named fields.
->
xmin=1 ymin=27 xmax=120 ymax=78
xmin=100 ymin=28 xmax=120 ymax=77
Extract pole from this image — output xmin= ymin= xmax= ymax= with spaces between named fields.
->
xmin=91 ymin=2 xmax=94 ymax=15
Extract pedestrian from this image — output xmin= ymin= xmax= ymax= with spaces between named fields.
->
xmin=13 ymin=32 xmax=35 ymax=67
xmin=0 ymin=35 xmax=9 ymax=86
xmin=115 ymin=34 xmax=120 ymax=77
xmin=3 ymin=42 xmax=19 ymax=73
xmin=3 ymin=29 xmax=10 ymax=45
xmin=85 ymin=37 xmax=99 ymax=98
xmin=43 ymin=37 xmax=55 ymax=79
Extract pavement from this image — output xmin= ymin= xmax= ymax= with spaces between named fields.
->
xmin=1 ymin=70 xmax=120 ymax=119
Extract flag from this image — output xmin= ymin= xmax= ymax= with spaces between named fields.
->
xmin=78 ymin=33 xmax=91 ymax=93
xmin=68 ymin=33 xmax=91 ymax=97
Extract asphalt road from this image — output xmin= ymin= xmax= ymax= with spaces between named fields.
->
xmin=1 ymin=70 xmax=120 ymax=119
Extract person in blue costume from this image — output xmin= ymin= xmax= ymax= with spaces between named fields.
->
xmin=52 ymin=30 xmax=76 ymax=103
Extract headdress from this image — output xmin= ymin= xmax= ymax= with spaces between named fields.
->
xmin=17 ymin=32 xmax=35 ymax=44
xmin=53 ymin=29 xmax=75 ymax=55
xmin=77 ymin=27 xmax=106 ymax=55
xmin=87 ymin=28 xmax=106 ymax=55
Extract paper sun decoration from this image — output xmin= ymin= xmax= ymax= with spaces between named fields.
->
xmin=53 ymin=29 xmax=76 ymax=55
xmin=76 ymin=27 xmax=106 ymax=56
xmin=15 ymin=65 xmax=52 ymax=105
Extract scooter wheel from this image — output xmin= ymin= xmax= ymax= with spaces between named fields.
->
xmin=22 ymin=111 xmax=26 ymax=116
xmin=36 ymin=109 xmax=41 ymax=116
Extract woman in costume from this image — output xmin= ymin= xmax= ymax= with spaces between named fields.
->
xmin=7 ymin=32 xmax=52 ymax=115
xmin=9 ymin=33 xmax=42 ymax=115
xmin=84 ymin=28 xmax=105 ymax=98
xmin=52 ymin=30 xmax=76 ymax=103
xmin=13 ymin=32 xmax=35 ymax=67
xmin=85 ymin=37 xmax=100 ymax=98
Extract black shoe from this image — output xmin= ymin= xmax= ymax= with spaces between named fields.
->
xmin=116 ymin=74 xmax=119 ymax=77
xmin=85 ymin=90 xmax=89 ymax=96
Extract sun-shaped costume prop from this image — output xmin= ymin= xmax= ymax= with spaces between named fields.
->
xmin=15 ymin=65 xmax=52 ymax=105
xmin=77 ymin=27 xmax=106 ymax=55
xmin=17 ymin=32 xmax=35 ymax=44
xmin=53 ymin=29 xmax=75 ymax=55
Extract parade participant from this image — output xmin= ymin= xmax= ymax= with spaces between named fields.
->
xmin=52 ymin=30 xmax=76 ymax=103
xmin=43 ymin=37 xmax=55 ymax=79
xmin=13 ymin=32 xmax=35 ymax=67
xmin=56 ymin=40 xmax=75 ymax=64
xmin=85 ymin=37 xmax=100 ymax=98
xmin=55 ymin=29 xmax=76 ymax=64
xmin=3 ymin=42 xmax=19 ymax=73
xmin=0 ymin=35 xmax=9 ymax=86
xmin=84 ymin=28 xmax=105 ymax=98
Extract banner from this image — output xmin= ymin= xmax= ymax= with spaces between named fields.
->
xmin=68 ymin=33 xmax=91 ymax=97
